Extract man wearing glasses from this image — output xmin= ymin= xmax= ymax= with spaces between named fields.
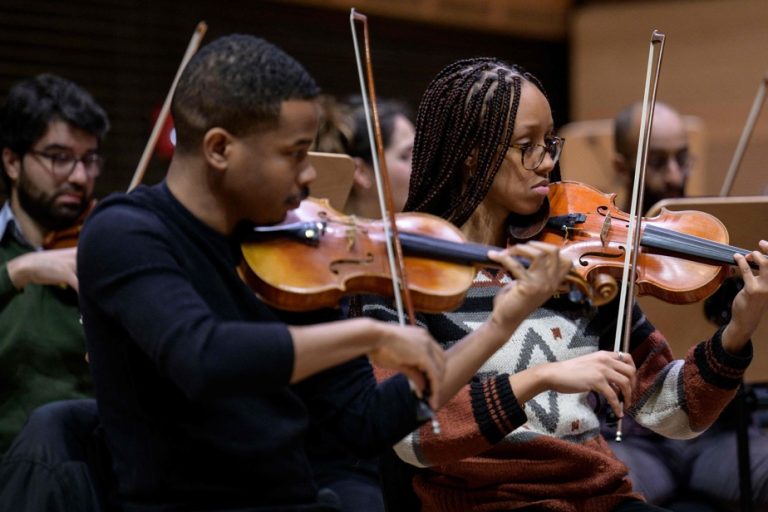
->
xmin=0 ymin=73 xmax=109 ymax=453
xmin=612 ymin=101 xmax=692 ymax=215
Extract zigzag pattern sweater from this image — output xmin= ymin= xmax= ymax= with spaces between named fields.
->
xmin=364 ymin=269 xmax=752 ymax=512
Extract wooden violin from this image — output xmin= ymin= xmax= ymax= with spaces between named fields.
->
xmin=239 ymin=197 xmax=607 ymax=313
xmin=540 ymin=180 xmax=757 ymax=305
xmin=42 ymin=198 xmax=97 ymax=250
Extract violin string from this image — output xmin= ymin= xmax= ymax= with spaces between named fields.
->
xmin=642 ymin=224 xmax=755 ymax=267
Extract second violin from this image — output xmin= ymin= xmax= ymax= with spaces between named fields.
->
xmin=540 ymin=180 xmax=755 ymax=305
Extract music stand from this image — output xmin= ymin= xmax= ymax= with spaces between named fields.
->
xmin=644 ymin=195 xmax=768 ymax=512
xmin=307 ymin=151 xmax=356 ymax=211
xmin=642 ymin=195 xmax=768 ymax=381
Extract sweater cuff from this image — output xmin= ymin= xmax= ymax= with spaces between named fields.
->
xmin=470 ymin=373 xmax=527 ymax=444
xmin=693 ymin=325 xmax=752 ymax=390
xmin=0 ymin=263 xmax=21 ymax=303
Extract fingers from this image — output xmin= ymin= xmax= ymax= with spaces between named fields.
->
xmin=549 ymin=351 xmax=635 ymax=417
xmin=600 ymin=381 xmax=624 ymax=419
xmin=64 ymin=274 xmax=80 ymax=292
xmin=488 ymin=241 xmax=571 ymax=303
xmin=372 ymin=326 xmax=445 ymax=407
xmin=419 ymin=336 xmax=445 ymax=408
xmin=507 ymin=241 xmax=570 ymax=278
xmin=734 ymin=242 xmax=768 ymax=296
xmin=487 ymin=250 xmax=526 ymax=280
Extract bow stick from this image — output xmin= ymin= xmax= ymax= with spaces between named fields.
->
xmin=613 ymin=29 xmax=666 ymax=442
xmin=350 ymin=9 xmax=440 ymax=434
xmin=127 ymin=21 xmax=208 ymax=192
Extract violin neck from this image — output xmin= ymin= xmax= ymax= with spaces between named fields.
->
xmin=642 ymin=225 xmax=756 ymax=269
xmin=399 ymin=232 xmax=499 ymax=267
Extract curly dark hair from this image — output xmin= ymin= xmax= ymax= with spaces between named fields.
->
xmin=172 ymin=34 xmax=320 ymax=153
xmin=0 ymin=73 xmax=109 ymax=190
xmin=404 ymin=57 xmax=546 ymax=227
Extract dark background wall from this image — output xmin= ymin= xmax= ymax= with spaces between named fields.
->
xmin=0 ymin=0 xmax=568 ymax=199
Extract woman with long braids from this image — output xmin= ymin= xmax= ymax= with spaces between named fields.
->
xmin=364 ymin=57 xmax=768 ymax=511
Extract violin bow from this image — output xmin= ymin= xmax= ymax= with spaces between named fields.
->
xmin=719 ymin=70 xmax=768 ymax=197
xmin=350 ymin=9 xmax=440 ymax=434
xmin=613 ymin=29 xmax=666 ymax=442
xmin=127 ymin=21 xmax=208 ymax=192
xmin=349 ymin=10 xmax=414 ymax=325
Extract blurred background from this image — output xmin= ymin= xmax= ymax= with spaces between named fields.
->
xmin=1 ymin=0 xmax=766 ymax=199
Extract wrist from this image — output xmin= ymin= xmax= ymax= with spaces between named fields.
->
xmin=5 ymin=257 xmax=28 ymax=290
xmin=489 ymin=302 xmax=528 ymax=339
xmin=721 ymin=322 xmax=751 ymax=355
xmin=361 ymin=317 xmax=387 ymax=352
xmin=508 ymin=365 xmax=548 ymax=404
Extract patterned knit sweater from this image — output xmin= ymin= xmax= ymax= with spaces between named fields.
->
xmin=364 ymin=269 xmax=752 ymax=512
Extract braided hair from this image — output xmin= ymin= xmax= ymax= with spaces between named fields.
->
xmin=404 ymin=58 xmax=546 ymax=227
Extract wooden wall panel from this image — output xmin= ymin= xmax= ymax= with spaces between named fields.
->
xmin=570 ymin=0 xmax=768 ymax=198
xmin=281 ymin=0 xmax=572 ymax=40
xmin=570 ymin=0 xmax=768 ymax=381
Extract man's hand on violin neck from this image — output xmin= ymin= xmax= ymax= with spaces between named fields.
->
xmin=6 ymin=247 xmax=79 ymax=292
xmin=722 ymin=239 xmax=768 ymax=354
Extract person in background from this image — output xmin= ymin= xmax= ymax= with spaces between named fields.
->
xmin=313 ymin=94 xmax=414 ymax=217
xmin=607 ymin=100 xmax=768 ymax=511
xmin=613 ymin=101 xmax=690 ymax=214
xmin=338 ymin=96 xmax=414 ymax=217
xmin=0 ymin=73 xmax=109 ymax=453
xmin=364 ymin=57 xmax=768 ymax=512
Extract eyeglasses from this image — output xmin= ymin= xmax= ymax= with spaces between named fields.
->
xmin=509 ymin=136 xmax=565 ymax=171
xmin=27 ymin=149 xmax=104 ymax=179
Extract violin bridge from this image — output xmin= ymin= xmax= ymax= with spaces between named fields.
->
xmin=345 ymin=216 xmax=357 ymax=251
xmin=346 ymin=230 xmax=356 ymax=251
xmin=600 ymin=214 xmax=611 ymax=246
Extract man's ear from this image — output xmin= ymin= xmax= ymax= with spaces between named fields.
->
xmin=202 ymin=128 xmax=233 ymax=172
xmin=351 ymin=157 xmax=372 ymax=189
xmin=2 ymin=148 xmax=21 ymax=183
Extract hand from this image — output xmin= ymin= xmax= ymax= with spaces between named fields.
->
xmin=535 ymin=350 xmax=636 ymax=419
xmin=723 ymin=240 xmax=768 ymax=352
xmin=6 ymin=247 xmax=79 ymax=291
xmin=368 ymin=323 xmax=446 ymax=409
xmin=487 ymin=241 xmax=571 ymax=333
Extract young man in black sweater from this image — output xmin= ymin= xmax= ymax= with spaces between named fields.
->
xmin=77 ymin=34 xmax=571 ymax=511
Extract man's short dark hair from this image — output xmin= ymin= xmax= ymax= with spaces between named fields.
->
xmin=613 ymin=102 xmax=641 ymax=161
xmin=171 ymin=34 xmax=321 ymax=153
xmin=0 ymin=73 xmax=110 ymax=189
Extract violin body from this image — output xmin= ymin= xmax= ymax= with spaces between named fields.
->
xmin=42 ymin=199 xmax=97 ymax=250
xmin=240 ymin=198 xmax=476 ymax=313
xmin=542 ymin=181 xmax=730 ymax=304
